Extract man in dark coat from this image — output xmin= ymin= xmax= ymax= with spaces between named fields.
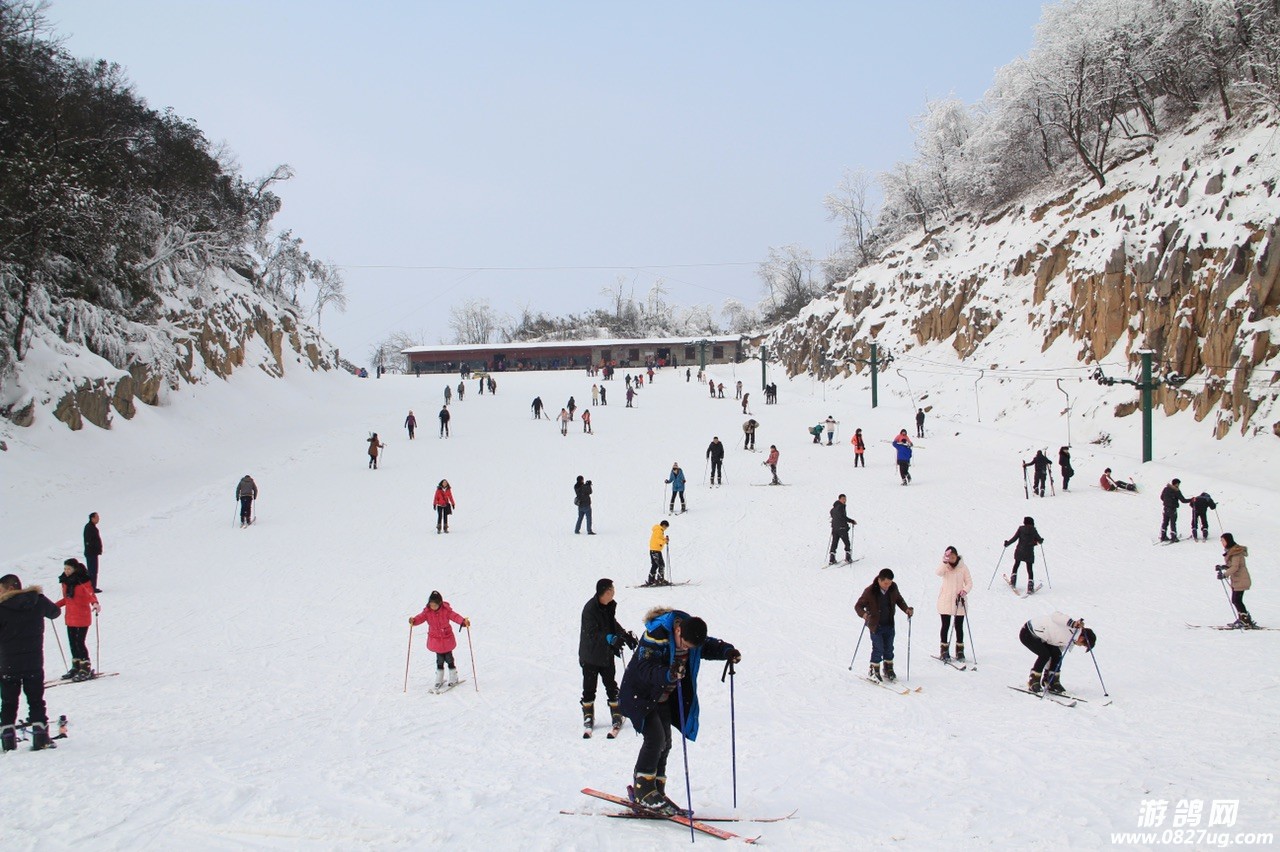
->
xmin=236 ymin=475 xmax=258 ymax=527
xmin=83 ymin=512 xmax=103 ymax=592
xmin=854 ymin=569 xmax=913 ymax=682
xmin=915 ymin=408 xmax=926 ymax=438
xmin=1160 ymin=479 xmax=1189 ymax=541
xmin=573 ymin=475 xmax=594 ymax=535
xmin=1189 ymin=492 xmax=1217 ymax=541
xmin=1024 ymin=450 xmax=1052 ymax=497
xmin=1058 ymin=446 xmax=1074 ymax=491
xmin=705 ymin=437 xmax=725 ymax=485
xmin=579 ymin=579 xmax=636 ymax=738
xmin=829 ymin=494 xmax=856 ymax=564
xmin=0 ymin=574 xmax=62 ymax=751
xmin=438 ymin=405 xmax=451 ymax=438
xmin=1004 ymin=516 xmax=1044 ymax=594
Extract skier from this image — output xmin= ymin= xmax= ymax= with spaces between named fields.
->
xmin=1003 ymin=516 xmax=1044 ymax=594
xmin=531 ymin=397 xmax=544 ymax=420
xmin=1058 ymin=446 xmax=1074 ymax=491
xmin=54 ymin=559 xmax=99 ymax=681
xmin=1100 ymin=468 xmax=1136 ymax=492
xmin=854 ymin=568 xmax=914 ymax=682
xmin=893 ymin=432 xmax=913 ymax=484
xmin=591 ymin=384 xmax=599 ymax=406
xmin=236 ymin=475 xmax=258 ymax=527
xmin=717 ymin=382 xmax=724 ymax=399
xmin=741 ymin=392 xmax=750 ymax=414
xmin=743 ymin=418 xmax=758 ymax=450
xmin=599 ymin=385 xmax=607 ymax=406
xmin=1190 ymin=492 xmax=1217 ymax=541
xmin=457 ymin=381 xmax=465 ymax=401
xmin=810 ymin=423 xmax=823 ymax=444
xmin=433 ymin=479 xmax=455 ymax=533
xmin=1218 ymin=532 xmax=1254 ymax=628
xmin=1024 ymin=450 xmax=1052 ymax=497
xmin=367 ymin=433 xmax=385 ymax=469
xmin=438 ymin=405 xmax=451 ymax=438
xmin=0 ymin=573 xmax=61 ymax=751
xmin=735 ymin=380 xmax=743 ymax=399
xmin=828 ymin=494 xmax=855 ymax=564
xmin=935 ymin=546 xmax=972 ymax=661
xmin=708 ymin=379 xmax=715 ymax=398
xmin=567 ymin=396 xmax=577 ymax=420
xmin=763 ymin=445 xmax=780 ymax=484
xmin=408 ymin=590 xmax=470 ymax=692
xmin=444 ymin=384 xmax=452 ymax=405
xmin=824 ymin=415 xmax=838 ymax=445
xmin=1160 ymin=478 xmax=1189 ymax=541
xmin=477 ymin=375 xmax=484 ymax=395
xmin=582 ymin=409 xmax=593 ymax=434
xmin=664 ymin=463 xmax=687 ymax=513
xmin=916 ymin=408 xmax=926 ymax=438
xmin=579 ymin=579 xmax=637 ymax=738
xmin=574 ymin=475 xmax=594 ymax=535
xmin=618 ymin=607 xmax=739 ymax=813
xmin=625 ymin=387 xmax=635 ymax=408
xmin=851 ymin=428 xmax=866 ymax=467
xmin=686 ymin=368 xmax=691 ymax=382
xmin=558 ymin=407 xmax=571 ymax=435
xmin=404 ymin=410 xmax=417 ymax=440
xmin=646 ymin=521 xmax=670 ymax=586
xmin=705 ymin=437 xmax=724 ymax=486
xmin=1019 ymin=612 xmax=1095 ymax=695
xmin=83 ymin=512 xmax=103 ymax=592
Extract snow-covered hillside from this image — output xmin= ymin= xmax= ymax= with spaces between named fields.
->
xmin=1 ymin=365 xmax=1277 ymax=849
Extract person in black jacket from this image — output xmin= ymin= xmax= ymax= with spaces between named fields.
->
xmin=829 ymin=494 xmax=856 ymax=564
xmin=705 ymin=437 xmax=725 ymax=485
xmin=83 ymin=512 xmax=103 ymax=592
xmin=1024 ymin=451 xmax=1052 ymax=497
xmin=1190 ymin=492 xmax=1217 ymax=541
xmin=573 ymin=475 xmax=594 ymax=535
xmin=1160 ymin=479 xmax=1189 ymax=541
xmin=236 ymin=475 xmax=258 ymax=527
xmin=1004 ymin=516 xmax=1044 ymax=594
xmin=0 ymin=574 xmax=62 ymax=751
xmin=579 ymin=579 xmax=636 ymax=738
xmin=438 ymin=405 xmax=451 ymax=438
xmin=1058 ymin=446 xmax=1074 ymax=491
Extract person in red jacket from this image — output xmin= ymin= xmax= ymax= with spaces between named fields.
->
xmin=54 ymin=559 xmax=100 ymax=681
xmin=409 ymin=590 xmax=471 ymax=691
xmin=433 ymin=480 xmax=455 ymax=534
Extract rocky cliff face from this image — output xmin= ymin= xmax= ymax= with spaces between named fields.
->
xmin=1 ymin=266 xmax=339 ymax=431
xmin=771 ymin=116 xmax=1280 ymax=440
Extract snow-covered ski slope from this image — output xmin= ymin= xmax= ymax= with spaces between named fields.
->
xmin=1 ymin=365 xmax=1276 ymax=849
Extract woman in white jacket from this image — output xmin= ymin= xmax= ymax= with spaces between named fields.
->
xmin=936 ymin=546 xmax=973 ymax=661
xmin=1019 ymin=612 xmax=1097 ymax=694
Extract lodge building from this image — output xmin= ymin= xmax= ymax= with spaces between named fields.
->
xmin=401 ymin=335 xmax=744 ymax=374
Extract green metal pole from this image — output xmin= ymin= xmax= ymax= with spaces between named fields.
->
xmin=870 ymin=342 xmax=879 ymax=409
xmin=699 ymin=341 xmax=707 ymax=372
xmin=760 ymin=344 xmax=767 ymax=391
xmin=1141 ymin=350 xmax=1153 ymax=463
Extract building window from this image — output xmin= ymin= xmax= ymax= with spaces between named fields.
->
xmin=629 ymin=348 xmax=640 ymax=361
xmin=713 ymin=346 xmax=724 ymax=360
xmin=685 ymin=346 xmax=695 ymax=360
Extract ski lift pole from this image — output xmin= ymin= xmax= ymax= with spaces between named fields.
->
xmin=1057 ymin=378 xmax=1072 ymax=447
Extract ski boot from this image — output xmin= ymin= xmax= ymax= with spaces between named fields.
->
xmin=829 ymin=553 xmax=837 ymax=565
xmin=607 ymin=701 xmax=623 ymax=738
xmin=29 ymin=722 xmax=56 ymax=751
xmin=433 ymin=669 xmax=445 ymax=692
xmin=1045 ymin=672 xmax=1067 ymax=695
xmin=1026 ymin=581 xmax=1035 ymax=595
xmin=882 ymin=660 xmax=897 ymax=682
xmin=1239 ymin=613 xmax=1257 ymax=629
xmin=1 ymin=725 xmax=14 ymax=753
xmin=59 ymin=665 xmax=78 ymax=681
xmin=581 ymin=701 xmax=594 ymax=739
xmin=631 ymin=773 xmax=675 ymax=814
xmin=655 ymin=776 xmax=690 ymax=816
xmin=447 ymin=668 xmax=459 ymax=687
xmin=71 ymin=660 xmax=93 ymax=681
xmin=1009 ymin=575 xmax=1018 ymax=589
xmin=955 ymin=643 xmax=966 ymax=662
xmin=939 ymin=643 xmax=950 ymax=662
xmin=844 ymin=552 xmax=853 ymax=564
xmin=1027 ymin=670 xmax=1043 ymax=693
xmin=868 ymin=663 xmax=882 ymax=682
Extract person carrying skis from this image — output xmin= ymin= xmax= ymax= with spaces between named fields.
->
xmin=579 ymin=579 xmax=637 ymax=738
xmin=916 ymin=408 xmax=926 ymax=438
xmin=1058 ymin=446 xmax=1074 ymax=491
xmin=1003 ymin=516 xmax=1044 ymax=594
xmin=705 ymin=437 xmax=724 ymax=486
xmin=0 ymin=573 xmax=61 ymax=752
xmin=935 ymin=546 xmax=972 ymax=661
xmin=1160 ymin=478 xmax=1189 ymax=541
xmin=54 ymin=559 xmax=100 ymax=681
xmin=743 ymin=418 xmax=758 ymax=450
xmin=763 ymin=445 xmax=780 ymax=484
xmin=893 ymin=431 xmax=913 ymax=484
xmin=408 ymin=590 xmax=470 ymax=692
xmin=438 ymin=405 xmax=451 ymax=438
xmin=824 ymin=416 xmax=838 ymax=445
xmin=574 ymin=475 xmax=594 ymax=535
xmin=367 ymin=434 xmax=385 ymax=469
xmin=854 ymin=568 xmax=913 ymax=682
xmin=582 ymin=408 xmax=592 ymax=434
xmin=1190 ymin=491 xmax=1217 ymax=541
xmin=618 ymin=607 xmax=739 ymax=814
xmin=664 ymin=463 xmax=687 ymax=513
xmin=83 ymin=512 xmax=103 ymax=592
xmin=828 ymin=494 xmax=855 ymax=564
xmin=647 ymin=521 xmax=670 ymax=586
xmin=1099 ymin=468 xmax=1136 ymax=492
xmin=433 ymin=479 xmax=455 ymax=533
xmin=851 ymin=428 xmax=866 ymax=467
xmin=236 ymin=475 xmax=258 ymax=527
xmin=1217 ymin=533 xmax=1253 ymax=628
xmin=1024 ymin=450 xmax=1052 ymax=497
xmin=531 ymin=396 xmax=544 ymax=419
xmin=1019 ymin=612 xmax=1095 ymax=695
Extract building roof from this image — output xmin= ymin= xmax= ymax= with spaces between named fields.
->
xmin=401 ymin=335 xmax=742 ymax=355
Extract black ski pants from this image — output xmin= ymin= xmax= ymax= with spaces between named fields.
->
xmin=67 ymin=625 xmax=90 ymax=663
xmin=1161 ymin=507 xmax=1179 ymax=538
xmin=1033 ymin=469 xmax=1047 ymax=496
xmin=1192 ymin=508 xmax=1210 ymax=537
xmin=1061 ymin=466 xmax=1073 ymax=491
xmin=669 ymin=490 xmax=685 ymax=510
xmin=939 ymin=614 xmax=966 ymax=645
xmin=1019 ymin=624 xmax=1062 ymax=675
xmin=830 ymin=528 xmax=851 ymax=557
xmin=0 ymin=671 xmax=47 ymax=727
xmin=86 ymin=552 xmax=100 ymax=588
xmin=709 ymin=459 xmax=723 ymax=482
xmin=1010 ymin=554 xmax=1035 ymax=582
xmin=649 ymin=550 xmax=665 ymax=581
xmin=436 ymin=506 xmax=451 ymax=532
xmin=634 ymin=700 xmax=674 ymax=778
xmin=440 ymin=420 xmax=449 ymax=437
xmin=1232 ymin=590 xmax=1250 ymax=618
xmin=239 ymin=496 xmax=253 ymax=523
xmin=744 ymin=432 xmax=755 ymax=450
xmin=581 ymin=661 xmax=619 ymax=705
xmin=435 ymin=652 xmax=457 ymax=670
xmin=897 ymin=460 xmax=911 ymax=483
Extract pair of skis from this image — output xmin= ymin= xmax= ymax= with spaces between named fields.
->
xmin=43 ymin=672 xmax=119 ymax=690
xmin=431 ymin=678 xmax=467 ymax=695
xmin=930 ymin=655 xmax=971 ymax=672
xmin=863 ymin=676 xmax=922 ymax=695
xmin=1002 ymin=575 xmax=1043 ymax=596
xmin=583 ymin=719 xmax=622 ymax=740
xmin=575 ymin=788 xmax=780 ymax=842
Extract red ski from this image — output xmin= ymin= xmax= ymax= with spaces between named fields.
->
xmin=580 ymin=788 xmax=759 ymax=843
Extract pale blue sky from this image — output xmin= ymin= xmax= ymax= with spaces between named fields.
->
xmin=51 ymin=1 xmax=1046 ymax=361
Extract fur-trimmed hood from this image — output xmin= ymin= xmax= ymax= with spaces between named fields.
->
xmin=643 ymin=606 xmax=673 ymax=623
xmin=0 ymin=585 xmax=43 ymax=606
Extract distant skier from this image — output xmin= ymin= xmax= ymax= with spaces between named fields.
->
xmin=438 ymin=405 xmax=451 ymax=438
xmin=1019 ymin=612 xmax=1095 ymax=695
xmin=743 ymin=418 xmax=758 ymax=450
xmin=735 ymin=380 xmax=743 ymax=399
xmin=935 ymin=546 xmax=972 ymax=662
xmin=1024 ymin=450 xmax=1052 ymax=497
xmin=236 ymin=474 xmax=258 ymax=527
xmin=1099 ymin=468 xmax=1136 ymax=492
xmin=54 ymin=559 xmax=100 ymax=681
xmin=579 ymin=578 xmax=636 ymax=739
xmin=824 ymin=416 xmax=838 ymax=445
xmin=685 ymin=368 xmax=691 ymax=382
xmin=851 ymin=428 xmax=866 ymax=467
xmin=444 ymin=384 xmax=452 ymax=405
xmin=582 ymin=409 xmax=593 ymax=434
xmin=433 ymin=479 xmax=455 ymax=533
xmin=1003 ymin=516 xmax=1044 ymax=594
xmin=408 ymin=590 xmax=470 ymax=692
xmin=0 ymin=572 xmax=61 ymax=752
xmin=809 ymin=423 xmax=823 ymax=444
xmin=708 ymin=379 xmax=715 ymax=398
xmin=457 ymin=381 xmax=465 ymax=401
xmin=567 ymin=396 xmax=577 ymax=420
xmin=367 ymin=434 xmax=385 ymax=469
xmin=646 ymin=521 xmax=670 ymax=586
xmin=532 ymin=397 xmax=544 ymax=420
xmin=741 ymin=392 xmax=750 ymax=414
xmin=1058 ymin=446 xmax=1073 ymax=491
xmin=625 ymin=387 xmax=635 ymax=408
xmin=477 ymin=375 xmax=484 ymax=395
xmin=404 ymin=410 xmax=417 ymax=440
xmin=1190 ymin=492 xmax=1217 ymax=541
xmin=599 ymin=385 xmax=607 ymax=406
xmin=591 ymin=384 xmax=599 ymax=406
xmin=828 ymin=494 xmax=855 ymax=564
xmin=1218 ymin=532 xmax=1254 ymax=628
xmin=893 ymin=432 xmax=913 ymax=485
xmin=705 ymin=437 xmax=724 ymax=485
xmin=717 ymin=382 xmax=724 ymax=398
xmin=763 ymin=445 xmax=780 ymax=484
xmin=915 ymin=408 xmax=926 ymax=438
xmin=83 ymin=512 xmax=103 ymax=592
xmin=854 ymin=568 xmax=914 ymax=682
xmin=1160 ymin=478 xmax=1189 ymax=541
xmin=574 ymin=475 xmax=594 ymax=535
xmin=558 ymin=408 xmax=570 ymax=435
xmin=665 ymin=463 xmax=687 ymax=513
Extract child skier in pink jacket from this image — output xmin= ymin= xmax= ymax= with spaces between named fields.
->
xmin=410 ymin=590 xmax=471 ymax=691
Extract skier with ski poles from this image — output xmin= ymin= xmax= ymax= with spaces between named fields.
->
xmin=433 ymin=480 xmax=455 ymax=534
xmin=367 ymin=434 xmax=385 ymax=469
xmin=665 ymin=463 xmax=687 ymax=514
xmin=1003 ymin=516 xmax=1044 ymax=595
xmin=1019 ymin=613 xmax=1096 ymax=695
xmin=828 ymin=494 xmax=855 ymax=565
xmin=1159 ymin=478 xmax=1190 ymax=541
xmin=935 ymin=546 xmax=972 ymax=662
xmin=646 ymin=521 xmax=670 ymax=586
xmin=236 ymin=474 xmax=258 ymax=528
xmin=705 ymin=437 xmax=724 ymax=486
xmin=618 ymin=607 xmax=739 ymax=814
xmin=54 ymin=559 xmax=100 ymax=681
xmin=1058 ymin=446 xmax=1074 ymax=491
xmin=915 ymin=408 xmax=926 ymax=438
xmin=408 ymin=590 xmax=470 ymax=693
xmin=854 ymin=569 xmax=913 ymax=682
xmin=579 ymin=579 xmax=637 ymax=739
xmin=438 ymin=405 xmax=451 ymax=438
xmin=0 ymin=573 xmax=61 ymax=752
xmin=824 ymin=416 xmax=839 ymax=446
xmin=1217 ymin=532 xmax=1254 ymax=628
xmin=1023 ymin=450 xmax=1052 ymax=497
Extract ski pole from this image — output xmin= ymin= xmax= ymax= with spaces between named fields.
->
xmin=721 ymin=659 xmax=738 ymax=808
xmin=1213 ymin=508 xmax=1224 ymax=535
xmin=403 ymin=623 xmax=414 ymax=693
xmin=53 ymin=626 xmax=66 ymax=669
xmin=95 ymin=616 xmax=101 ymax=671
xmin=959 ymin=596 xmax=978 ymax=668
xmin=906 ymin=614 xmax=912 ymax=682
xmin=1022 ymin=465 xmax=1029 ymax=500
xmin=1044 ymin=626 xmax=1081 ymax=699
xmin=1039 ymin=544 xmax=1052 ymax=589
xmin=703 ymin=457 xmax=709 ymax=487
xmin=848 ymin=621 xmax=867 ymax=670
xmin=465 ymin=624 xmax=479 ymax=692
xmin=666 ymin=543 xmax=674 ymax=585
xmin=1219 ymin=575 xmax=1238 ymax=622
xmin=676 ymin=678 xmax=696 ymax=841
xmin=1087 ymin=647 xmax=1109 ymax=697
xmin=986 ymin=546 xmax=1008 ymax=590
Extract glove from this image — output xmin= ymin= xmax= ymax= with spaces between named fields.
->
xmin=957 ymin=589 xmax=967 ymax=598
xmin=1216 ymin=569 xmax=1226 ymax=580
xmin=728 ymin=649 xmax=741 ymax=664
xmin=92 ymin=603 xmax=101 ymax=615
xmin=624 ymin=632 xmax=638 ymax=650
xmin=462 ymin=618 xmax=471 ymax=628
xmin=667 ymin=658 xmax=687 ymax=683
xmin=408 ymin=617 xmax=415 ymax=625
xmin=607 ymin=633 xmax=623 ymax=650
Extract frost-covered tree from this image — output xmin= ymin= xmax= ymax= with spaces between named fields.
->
xmin=823 ymin=168 xmax=878 ymax=274
xmin=758 ymin=245 xmax=820 ymax=325
xmin=449 ymin=298 xmax=501 ymax=344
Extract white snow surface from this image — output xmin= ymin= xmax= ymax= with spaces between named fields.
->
xmin=1 ymin=365 xmax=1277 ymax=849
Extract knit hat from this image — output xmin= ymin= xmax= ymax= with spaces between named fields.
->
xmin=596 ymin=578 xmax=614 ymax=597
